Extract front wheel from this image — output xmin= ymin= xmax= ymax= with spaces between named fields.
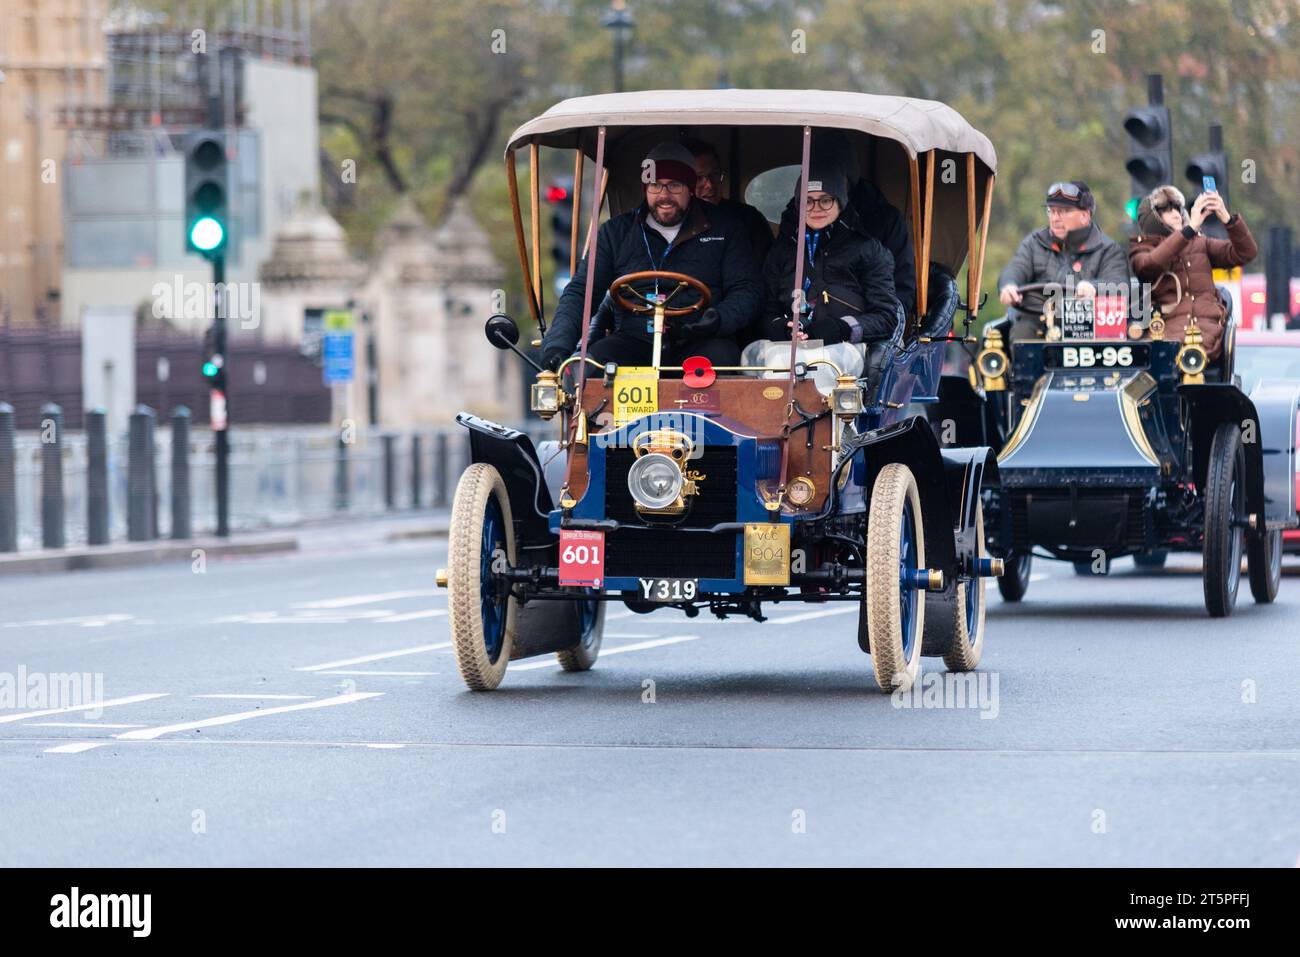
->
xmin=447 ymin=463 xmax=518 ymax=690
xmin=556 ymin=597 xmax=607 ymax=671
xmin=1203 ymin=422 xmax=1245 ymax=618
xmin=997 ymin=550 xmax=1032 ymax=602
xmin=1247 ymin=528 xmax=1282 ymax=604
xmin=861 ymin=463 xmax=925 ymax=692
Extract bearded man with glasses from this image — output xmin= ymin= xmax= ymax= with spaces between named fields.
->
xmin=541 ymin=141 xmax=761 ymax=374
xmin=997 ymin=180 xmax=1130 ymax=342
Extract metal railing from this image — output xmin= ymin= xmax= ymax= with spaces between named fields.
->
xmin=0 ymin=402 xmax=547 ymax=552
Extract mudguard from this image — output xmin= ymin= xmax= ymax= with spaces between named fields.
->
xmin=849 ymin=416 xmax=995 ymax=577
xmin=921 ymin=447 xmax=999 ymax=656
xmin=455 ymin=413 xmax=554 ymax=544
xmin=1180 ymin=382 xmax=1300 ymax=530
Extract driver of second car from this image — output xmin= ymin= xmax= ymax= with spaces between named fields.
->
xmin=997 ymin=180 xmax=1130 ymax=342
xmin=541 ymin=142 xmax=761 ymax=374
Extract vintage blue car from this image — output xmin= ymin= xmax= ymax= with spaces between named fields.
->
xmin=438 ymin=90 xmax=1006 ymax=690
xmin=933 ymin=281 xmax=1300 ymax=616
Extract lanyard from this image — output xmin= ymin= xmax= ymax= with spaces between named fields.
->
xmin=640 ymin=220 xmax=673 ymax=296
xmin=801 ymin=228 xmax=822 ymax=321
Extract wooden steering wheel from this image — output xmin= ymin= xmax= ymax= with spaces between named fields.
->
xmin=610 ymin=270 xmax=712 ymax=317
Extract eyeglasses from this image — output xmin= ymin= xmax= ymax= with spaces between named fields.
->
xmin=1046 ymin=182 xmax=1083 ymax=201
xmin=697 ymin=171 xmax=725 ymax=185
xmin=805 ymin=195 xmax=837 ymax=211
xmin=646 ymin=181 xmax=688 ymax=196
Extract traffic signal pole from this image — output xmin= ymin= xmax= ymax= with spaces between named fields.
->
xmin=212 ymin=253 xmax=229 ymax=538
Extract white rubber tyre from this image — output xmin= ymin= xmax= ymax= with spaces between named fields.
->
xmin=556 ymin=599 xmax=607 ymax=671
xmin=447 ymin=463 xmax=517 ymax=691
xmin=865 ymin=462 xmax=925 ymax=692
xmin=944 ymin=501 xmax=986 ymax=672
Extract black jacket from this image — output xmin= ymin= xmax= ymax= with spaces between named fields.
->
xmin=762 ymin=202 xmax=903 ymax=345
xmin=543 ymin=198 xmax=761 ymax=358
xmin=778 ymin=178 xmax=916 ymax=317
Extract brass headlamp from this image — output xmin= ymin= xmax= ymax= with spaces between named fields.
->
xmin=1177 ymin=321 xmax=1208 ymax=385
xmin=830 ymin=374 xmax=864 ymax=418
xmin=976 ymin=327 xmax=1008 ymax=391
xmin=530 ymin=370 xmax=565 ymax=419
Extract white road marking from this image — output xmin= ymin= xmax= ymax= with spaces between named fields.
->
xmin=214 ymin=609 xmax=397 ymax=625
xmin=2 ymin=613 xmax=135 ymax=628
xmin=192 ymin=694 xmax=314 ymax=700
xmin=116 ymin=692 xmax=384 ymax=741
xmin=0 ymin=693 xmax=168 ymax=725
xmin=766 ymin=606 xmax=857 ymax=625
xmin=45 ymin=742 xmax=109 ymax=754
xmin=1030 ymin=573 xmax=1049 ymax=582
xmin=293 ymin=590 xmax=443 ymax=609
xmin=376 ymin=609 xmax=446 ymax=623
xmin=27 ymin=722 xmax=146 ymax=729
xmin=317 ymin=670 xmax=439 ymax=676
xmin=512 ymin=634 xmax=701 ymax=671
xmin=296 ymin=642 xmax=451 ymax=672
xmin=365 ymin=743 xmax=405 ymax=750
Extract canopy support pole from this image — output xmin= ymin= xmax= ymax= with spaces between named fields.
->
xmin=918 ymin=149 xmax=935 ymax=327
xmin=506 ymin=150 xmax=541 ymax=328
xmin=570 ymin=149 xmax=584 ymax=276
xmin=966 ymin=154 xmax=977 ymax=326
xmin=776 ymin=125 xmax=813 ymax=512
xmin=908 ymin=156 xmax=923 ymax=331
xmin=973 ymin=172 xmax=995 ymax=324
xmin=575 ymin=126 xmax=608 ymax=405
xmin=530 ymin=142 xmax=543 ymax=318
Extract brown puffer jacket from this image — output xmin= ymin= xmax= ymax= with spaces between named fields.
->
xmin=1128 ymin=189 xmax=1257 ymax=359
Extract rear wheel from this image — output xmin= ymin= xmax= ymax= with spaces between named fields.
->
xmin=1203 ymin=422 xmax=1245 ymax=618
xmin=447 ymin=463 xmax=517 ymax=690
xmin=862 ymin=463 xmax=925 ymax=692
xmin=944 ymin=502 xmax=986 ymax=673
xmin=1247 ymin=528 xmax=1282 ymax=604
xmin=1134 ymin=550 xmax=1168 ymax=569
xmin=997 ymin=550 xmax=1032 ymax=602
xmin=556 ymin=597 xmax=607 ymax=671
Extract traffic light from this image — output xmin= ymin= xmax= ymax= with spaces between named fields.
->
xmin=547 ymin=177 xmax=575 ymax=287
xmin=201 ymin=324 xmax=226 ymax=391
xmin=1123 ymin=104 xmax=1173 ymax=200
xmin=184 ymin=130 xmax=229 ymax=258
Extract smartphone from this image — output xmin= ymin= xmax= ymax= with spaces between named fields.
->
xmin=1202 ymin=175 xmax=1217 ymax=194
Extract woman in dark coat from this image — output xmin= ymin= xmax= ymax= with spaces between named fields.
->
xmin=760 ymin=158 xmax=903 ymax=346
xmin=1129 ymin=184 xmax=1257 ymax=360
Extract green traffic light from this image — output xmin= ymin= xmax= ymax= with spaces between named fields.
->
xmin=190 ymin=215 xmax=225 ymax=252
xmin=202 ymin=361 xmax=219 ymax=377
xmin=1125 ymin=197 xmax=1140 ymax=222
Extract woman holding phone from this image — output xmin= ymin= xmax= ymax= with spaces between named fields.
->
xmin=1129 ymin=184 xmax=1257 ymax=361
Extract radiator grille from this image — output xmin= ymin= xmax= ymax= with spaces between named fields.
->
xmin=604 ymin=528 xmax=738 ymax=579
xmin=604 ymin=445 xmax=738 ymax=528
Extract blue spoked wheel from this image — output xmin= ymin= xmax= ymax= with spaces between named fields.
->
xmin=556 ymin=591 xmax=606 ymax=672
xmin=943 ymin=501 xmax=986 ymax=672
xmin=863 ymin=462 xmax=926 ymax=691
xmin=447 ymin=463 xmax=518 ymax=690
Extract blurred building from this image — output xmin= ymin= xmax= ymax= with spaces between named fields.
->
xmin=58 ymin=19 xmax=318 ymax=334
xmin=0 ymin=0 xmax=108 ymax=327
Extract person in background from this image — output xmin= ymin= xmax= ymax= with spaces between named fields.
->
xmin=998 ymin=181 xmax=1129 ymax=341
xmin=681 ymin=136 xmax=774 ymax=269
xmin=1129 ymin=184 xmax=1257 ymax=361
